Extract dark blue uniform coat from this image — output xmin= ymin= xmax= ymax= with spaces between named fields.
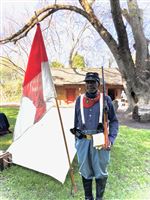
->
xmin=74 ymin=94 xmax=118 ymax=179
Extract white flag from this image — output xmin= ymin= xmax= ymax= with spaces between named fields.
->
xmin=8 ymin=24 xmax=76 ymax=183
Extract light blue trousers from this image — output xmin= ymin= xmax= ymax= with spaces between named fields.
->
xmin=75 ymin=138 xmax=110 ymax=179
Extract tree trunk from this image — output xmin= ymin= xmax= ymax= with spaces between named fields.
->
xmin=121 ymin=64 xmax=150 ymax=122
xmin=132 ymin=93 xmax=150 ymax=122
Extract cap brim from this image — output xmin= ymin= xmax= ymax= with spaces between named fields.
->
xmin=84 ymin=77 xmax=100 ymax=82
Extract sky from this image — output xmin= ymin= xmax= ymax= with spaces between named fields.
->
xmin=1 ymin=0 xmax=150 ymax=68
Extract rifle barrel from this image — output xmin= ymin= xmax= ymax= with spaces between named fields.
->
xmin=101 ymin=66 xmax=109 ymax=148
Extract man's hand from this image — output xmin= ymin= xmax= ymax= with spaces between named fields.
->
xmin=102 ymin=138 xmax=111 ymax=150
xmin=95 ymin=139 xmax=111 ymax=150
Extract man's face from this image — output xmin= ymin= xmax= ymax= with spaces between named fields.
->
xmin=85 ymin=80 xmax=99 ymax=94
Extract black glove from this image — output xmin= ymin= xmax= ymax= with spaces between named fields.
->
xmin=97 ymin=123 xmax=104 ymax=132
xmin=70 ymin=128 xmax=83 ymax=139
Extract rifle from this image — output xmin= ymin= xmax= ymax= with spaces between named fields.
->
xmin=101 ymin=66 xmax=109 ymax=149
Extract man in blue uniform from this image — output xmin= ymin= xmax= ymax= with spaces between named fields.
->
xmin=72 ymin=72 xmax=118 ymax=200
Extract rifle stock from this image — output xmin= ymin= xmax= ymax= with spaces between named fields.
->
xmin=104 ymin=109 xmax=109 ymax=148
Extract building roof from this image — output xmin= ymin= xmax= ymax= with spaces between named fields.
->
xmin=51 ymin=68 xmax=123 ymax=86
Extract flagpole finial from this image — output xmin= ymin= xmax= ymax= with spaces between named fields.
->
xmin=34 ymin=11 xmax=39 ymax=25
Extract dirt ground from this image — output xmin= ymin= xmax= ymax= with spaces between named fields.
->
xmin=116 ymin=109 xmax=150 ymax=130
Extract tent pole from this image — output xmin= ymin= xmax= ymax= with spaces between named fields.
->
xmin=55 ymin=98 xmax=77 ymax=193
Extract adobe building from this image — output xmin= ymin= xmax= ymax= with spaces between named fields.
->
xmin=51 ymin=68 xmax=123 ymax=105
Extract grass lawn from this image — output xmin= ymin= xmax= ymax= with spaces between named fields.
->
xmin=0 ymin=107 xmax=150 ymax=200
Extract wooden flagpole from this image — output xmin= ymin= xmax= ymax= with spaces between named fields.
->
xmin=55 ymin=99 xmax=77 ymax=193
xmin=34 ymin=11 xmax=77 ymax=193
xmin=34 ymin=11 xmax=39 ymax=24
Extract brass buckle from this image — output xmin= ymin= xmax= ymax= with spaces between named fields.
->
xmin=86 ymin=135 xmax=92 ymax=140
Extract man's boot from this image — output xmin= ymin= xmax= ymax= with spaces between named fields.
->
xmin=82 ymin=176 xmax=94 ymax=200
xmin=95 ymin=177 xmax=107 ymax=200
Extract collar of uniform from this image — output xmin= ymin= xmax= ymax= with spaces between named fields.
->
xmin=83 ymin=92 xmax=100 ymax=108
xmin=86 ymin=91 xmax=97 ymax=98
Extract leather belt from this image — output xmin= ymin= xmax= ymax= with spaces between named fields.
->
xmin=84 ymin=134 xmax=93 ymax=140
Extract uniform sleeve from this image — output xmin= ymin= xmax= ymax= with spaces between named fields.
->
xmin=106 ymin=96 xmax=119 ymax=144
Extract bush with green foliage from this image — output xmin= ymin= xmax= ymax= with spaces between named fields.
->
xmin=0 ymin=66 xmax=23 ymax=102
xmin=72 ymin=54 xmax=85 ymax=69
xmin=51 ymin=61 xmax=64 ymax=68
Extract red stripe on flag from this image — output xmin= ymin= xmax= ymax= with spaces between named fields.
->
xmin=23 ymin=24 xmax=48 ymax=86
xmin=23 ymin=72 xmax=46 ymax=123
xmin=23 ymin=24 xmax=48 ymax=123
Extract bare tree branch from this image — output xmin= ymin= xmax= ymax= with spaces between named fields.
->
xmin=0 ymin=56 xmax=25 ymax=76
xmin=0 ymin=4 xmax=90 ymax=44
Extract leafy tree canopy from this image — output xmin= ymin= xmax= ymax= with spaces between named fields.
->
xmin=51 ymin=60 xmax=64 ymax=68
xmin=72 ymin=53 xmax=85 ymax=69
